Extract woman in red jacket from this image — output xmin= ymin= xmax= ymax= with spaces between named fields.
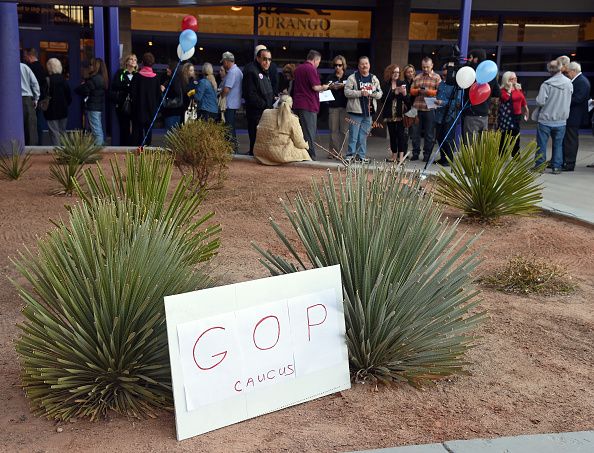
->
xmin=498 ymin=71 xmax=529 ymax=156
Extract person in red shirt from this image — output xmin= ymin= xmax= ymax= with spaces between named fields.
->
xmin=498 ymin=71 xmax=529 ymax=156
xmin=292 ymin=50 xmax=330 ymax=159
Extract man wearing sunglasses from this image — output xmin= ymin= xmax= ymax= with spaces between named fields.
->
xmin=242 ymin=47 xmax=275 ymax=155
xmin=293 ymin=50 xmax=330 ymax=160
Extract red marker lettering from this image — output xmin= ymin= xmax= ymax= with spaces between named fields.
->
xmin=286 ymin=364 xmax=295 ymax=376
xmin=278 ymin=366 xmax=287 ymax=376
xmin=257 ymin=373 xmax=266 ymax=383
xmin=234 ymin=381 xmax=242 ymax=392
xmin=267 ymin=370 xmax=276 ymax=380
xmin=192 ymin=326 xmax=227 ymax=370
xmin=246 ymin=377 xmax=255 ymax=387
xmin=306 ymin=304 xmax=327 ymax=341
xmin=252 ymin=315 xmax=281 ymax=350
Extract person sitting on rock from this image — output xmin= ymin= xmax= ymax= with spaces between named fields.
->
xmin=253 ymin=95 xmax=311 ymax=166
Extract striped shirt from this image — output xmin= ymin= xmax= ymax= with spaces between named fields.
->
xmin=411 ymin=71 xmax=441 ymax=111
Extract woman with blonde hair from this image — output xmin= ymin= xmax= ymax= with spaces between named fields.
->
xmin=110 ymin=53 xmax=137 ymax=145
xmin=498 ymin=71 xmax=528 ymax=155
xmin=44 ymin=58 xmax=72 ymax=145
xmin=254 ymin=95 xmax=311 ymax=165
xmin=193 ymin=62 xmax=219 ymax=121
xmin=201 ymin=62 xmax=218 ymax=91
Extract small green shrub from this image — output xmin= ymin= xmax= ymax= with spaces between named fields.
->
xmin=254 ymin=166 xmax=484 ymax=386
xmin=434 ymin=131 xmax=543 ymax=221
xmin=479 ymin=255 xmax=576 ymax=296
xmin=50 ymin=130 xmax=102 ymax=195
xmin=165 ymin=119 xmax=233 ymax=189
xmin=0 ymin=140 xmax=31 ymax=180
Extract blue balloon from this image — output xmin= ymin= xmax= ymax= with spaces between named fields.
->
xmin=475 ymin=60 xmax=498 ymax=84
xmin=179 ymin=29 xmax=197 ymax=53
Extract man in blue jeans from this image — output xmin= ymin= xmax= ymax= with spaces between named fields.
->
xmin=344 ymin=56 xmax=382 ymax=163
xmin=534 ymin=60 xmax=573 ymax=174
xmin=220 ymin=51 xmax=243 ymax=153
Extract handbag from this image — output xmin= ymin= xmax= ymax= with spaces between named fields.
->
xmin=120 ymin=94 xmax=132 ymax=116
xmin=163 ymin=94 xmax=183 ymax=109
xmin=38 ymin=76 xmax=51 ymax=111
xmin=184 ymin=98 xmax=198 ymax=122
xmin=403 ymin=106 xmax=419 ymax=128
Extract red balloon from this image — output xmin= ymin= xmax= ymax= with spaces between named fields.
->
xmin=469 ymin=82 xmax=491 ymax=106
xmin=181 ymin=15 xmax=198 ymax=32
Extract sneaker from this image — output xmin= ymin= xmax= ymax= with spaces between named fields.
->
xmin=345 ymin=155 xmax=355 ymax=163
xmin=360 ymin=157 xmax=370 ymax=164
xmin=551 ymin=167 xmax=563 ymax=175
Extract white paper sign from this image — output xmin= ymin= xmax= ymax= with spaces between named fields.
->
xmin=319 ymin=90 xmax=335 ymax=102
xmin=424 ymin=97 xmax=438 ymax=109
xmin=165 ymin=265 xmax=350 ymax=441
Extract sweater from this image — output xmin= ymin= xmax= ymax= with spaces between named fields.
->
xmin=535 ymin=73 xmax=573 ymax=126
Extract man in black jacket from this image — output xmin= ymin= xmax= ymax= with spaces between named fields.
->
xmin=562 ymin=61 xmax=591 ymax=171
xmin=462 ymin=49 xmax=500 ymax=145
xmin=242 ymin=48 xmax=274 ymax=155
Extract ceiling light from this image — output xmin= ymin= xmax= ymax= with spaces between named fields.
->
xmin=199 ymin=47 xmax=204 ymax=51
xmin=231 ymin=6 xmax=243 ymax=11
xmin=148 ymin=41 xmax=153 ymax=46
xmin=282 ymin=46 xmax=287 ymax=50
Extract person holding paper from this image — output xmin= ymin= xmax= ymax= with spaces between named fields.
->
xmin=292 ymin=50 xmax=330 ymax=160
xmin=325 ymin=55 xmax=349 ymax=158
xmin=410 ymin=57 xmax=441 ymax=162
xmin=253 ymin=95 xmax=311 ymax=165
xmin=381 ymin=64 xmax=411 ymax=163
xmin=344 ymin=56 xmax=382 ymax=163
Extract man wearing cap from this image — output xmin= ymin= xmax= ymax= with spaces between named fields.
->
xmin=220 ymin=51 xmax=243 ymax=152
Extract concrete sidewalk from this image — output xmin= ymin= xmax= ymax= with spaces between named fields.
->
xmin=351 ymin=430 xmax=594 ymax=453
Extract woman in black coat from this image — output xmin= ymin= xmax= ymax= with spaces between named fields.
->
xmin=44 ymin=58 xmax=72 ymax=145
xmin=381 ymin=64 xmax=411 ymax=163
xmin=75 ymin=57 xmax=108 ymax=146
xmin=110 ymin=53 xmax=137 ymax=146
xmin=160 ymin=60 xmax=185 ymax=131
xmin=130 ymin=52 xmax=161 ymax=146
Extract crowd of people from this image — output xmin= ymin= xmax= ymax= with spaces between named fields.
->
xmin=19 ymin=45 xmax=592 ymax=171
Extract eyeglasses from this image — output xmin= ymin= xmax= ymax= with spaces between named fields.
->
xmin=260 ymin=57 xmax=272 ymax=62
xmin=334 ymin=64 xmax=343 ymax=67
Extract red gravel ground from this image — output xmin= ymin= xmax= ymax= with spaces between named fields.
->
xmin=0 ymin=156 xmax=593 ymax=452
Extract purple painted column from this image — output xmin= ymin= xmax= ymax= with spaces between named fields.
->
xmin=108 ymin=8 xmax=121 ymax=145
xmin=93 ymin=7 xmax=105 ymax=60
xmin=0 ymin=3 xmax=25 ymax=146
xmin=458 ymin=0 xmax=472 ymax=63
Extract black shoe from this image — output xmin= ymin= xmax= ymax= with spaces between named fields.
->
xmin=410 ymin=155 xmax=419 ymax=161
xmin=422 ymin=158 xmax=429 ymax=163
xmin=546 ymin=161 xmax=553 ymax=169
xmin=562 ymin=165 xmax=574 ymax=172
xmin=436 ymin=159 xmax=450 ymax=167
xmin=551 ymin=167 xmax=563 ymax=175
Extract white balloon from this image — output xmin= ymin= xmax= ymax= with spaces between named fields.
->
xmin=455 ymin=66 xmax=476 ymax=89
xmin=177 ymin=44 xmax=195 ymax=61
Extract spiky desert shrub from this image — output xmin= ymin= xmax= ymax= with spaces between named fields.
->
xmin=50 ymin=130 xmax=103 ymax=195
xmin=14 ymin=198 xmax=211 ymax=421
xmin=0 ymin=140 xmax=31 ymax=180
xmin=434 ymin=131 xmax=543 ymax=220
xmin=74 ymin=152 xmax=220 ymax=265
xmin=254 ymin=166 xmax=483 ymax=385
xmin=164 ymin=119 xmax=233 ymax=189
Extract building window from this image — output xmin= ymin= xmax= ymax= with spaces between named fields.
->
xmin=409 ymin=13 xmax=498 ymax=42
xmin=131 ymin=6 xmax=254 ymax=35
xmin=502 ymin=16 xmax=594 ymax=42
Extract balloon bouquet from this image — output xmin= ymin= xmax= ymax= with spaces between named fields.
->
xmin=139 ymin=15 xmax=199 ymax=148
xmin=424 ymin=59 xmax=499 ymax=172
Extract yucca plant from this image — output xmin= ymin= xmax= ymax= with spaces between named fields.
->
xmin=50 ymin=130 xmax=102 ymax=195
xmin=434 ymin=131 xmax=543 ymax=220
xmin=54 ymin=130 xmax=103 ymax=164
xmin=14 ymin=198 xmax=209 ymax=421
xmin=165 ymin=119 xmax=233 ymax=190
xmin=0 ymin=140 xmax=32 ymax=180
xmin=254 ymin=166 xmax=483 ymax=385
xmin=74 ymin=152 xmax=221 ymax=265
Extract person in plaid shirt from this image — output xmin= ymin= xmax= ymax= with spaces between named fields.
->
xmin=410 ymin=57 xmax=441 ymax=161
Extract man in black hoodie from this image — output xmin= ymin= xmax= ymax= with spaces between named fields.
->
xmin=242 ymin=48 xmax=274 ymax=155
xmin=462 ymin=49 xmax=500 ymax=145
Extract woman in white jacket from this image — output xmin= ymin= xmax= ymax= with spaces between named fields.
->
xmin=254 ymin=95 xmax=311 ymax=165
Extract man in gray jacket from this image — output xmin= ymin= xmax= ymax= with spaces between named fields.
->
xmin=534 ymin=60 xmax=573 ymax=174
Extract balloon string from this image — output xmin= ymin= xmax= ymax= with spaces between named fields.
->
xmin=422 ymin=98 xmax=469 ymax=176
xmin=140 ymin=59 xmax=183 ymax=149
